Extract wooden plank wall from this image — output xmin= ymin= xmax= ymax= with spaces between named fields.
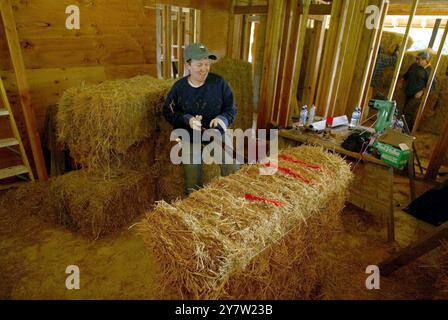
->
xmin=0 ymin=0 xmax=159 ymax=169
xmin=0 ymin=0 xmax=230 ymax=170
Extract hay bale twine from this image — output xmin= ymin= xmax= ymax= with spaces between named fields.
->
xmin=140 ymin=145 xmax=352 ymax=299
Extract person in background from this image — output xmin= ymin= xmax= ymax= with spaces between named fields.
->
xmin=163 ymin=43 xmax=239 ymax=197
xmin=371 ymin=44 xmax=400 ymax=92
xmin=398 ymin=50 xmax=435 ymax=131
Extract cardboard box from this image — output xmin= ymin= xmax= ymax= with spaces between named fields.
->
xmin=373 ymin=140 xmax=410 ymax=169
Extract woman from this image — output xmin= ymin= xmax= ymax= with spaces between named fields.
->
xmin=163 ymin=43 xmax=239 ymax=196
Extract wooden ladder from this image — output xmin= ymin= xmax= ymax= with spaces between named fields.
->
xmin=0 ymin=76 xmax=35 ymax=182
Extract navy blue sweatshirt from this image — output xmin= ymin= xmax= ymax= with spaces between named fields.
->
xmin=403 ymin=63 xmax=435 ymax=98
xmin=163 ymin=73 xmax=237 ymax=138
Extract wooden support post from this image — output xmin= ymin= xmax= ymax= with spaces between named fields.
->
xmin=334 ymin=0 xmax=369 ymax=116
xmin=177 ymin=10 xmax=185 ymax=78
xmin=329 ymin=0 xmax=357 ymax=116
xmin=279 ymin=0 xmax=310 ymax=126
xmin=303 ymin=16 xmax=327 ymax=107
xmin=0 ymin=0 xmax=48 ymax=181
xmin=272 ymin=0 xmax=295 ymax=125
xmin=162 ymin=5 xmax=173 ymax=79
xmin=194 ymin=9 xmax=201 ymax=43
xmin=388 ymin=0 xmax=419 ymax=100
xmin=426 ymin=111 xmax=448 ymax=180
xmin=315 ymin=0 xmax=342 ymax=115
xmin=241 ymin=14 xmax=252 ymax=61
xmin=359 ymin=0 xmax=389 ymax=122
xmin=412 ymin=20 xmax=448 ymax=135
xmin=256 ymin=0 xmax=287 ymax=129
xmin=378 ymin=222 xmax=448 ymax=276
xmin=322 ymin=0 xmax=351 ymax=117
xmin=428 ymin=18 xmax=442 ymax=49
xmin=227 ymin=0 xmax=237 ymax=57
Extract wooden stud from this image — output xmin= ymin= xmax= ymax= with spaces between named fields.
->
xmin=378 ymin=222 xmax=448 ymax=276
xmin=272 ymin=0 xmax=294 ymax=125
xmin=162 ymin=5 xmax=173 ymax=79
xmin=0 ymin=0 xmax=47 ymax=181
xmin=194 ymin=9 xmax=201 ymax=43
xmin=256 ymin=0 xmax=287 ymax=129
xmin=412 ymin=20 xmax=448 ymax=135
xmin=329 ymin=0 xmax=358 ymax=116
xmin=388 ymin=0 xmax=419 ymax=100
xmin=227 ymin=0 xmax=237 ymax=57
xmin=303 ymin=16 xmax=327 ymax=107
xmin=322 ymin=0 xmax=351 ymax=117
xmin=234 ymin=3 xmax=332 ymax=16
xmin=359 ymin=0 xmax=389 ymax=122
xmin=335 ymin=0 xmax=369 ymax=116
xmin=280 ymin=0 xmax=311 ymax=126
xmin=315 ymin=0 xmax=342 ymax=115
xmin=177 ymin=10 xmax=185 ymax=78
xmin=241 ymin=14 xmax=252 ymax=61
xmin=428 ymin=18 xmax=442 ymax=49
xmin=156 ymin=6 xmax=163 ymax=79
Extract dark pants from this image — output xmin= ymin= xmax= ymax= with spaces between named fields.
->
xmin=183 ymin=142 xmax=240 ymax=196
xmin=401 ymin=96 xmax=421 ymax=132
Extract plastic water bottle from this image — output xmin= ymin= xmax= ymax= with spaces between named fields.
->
xmin=299 ymin=105 xmax=308 ymax=127
xmin=307 ymin=104 xmax=316 ymax=125
xmin=350 ymin=107 xmax=361 ymax=128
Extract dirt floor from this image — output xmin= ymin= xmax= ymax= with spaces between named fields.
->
xmin=0 ymin=172 xmax=446 ymax=300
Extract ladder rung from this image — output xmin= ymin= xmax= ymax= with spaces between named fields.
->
xmin=0 ymin=165 xmax=29 ymax=180
xmin=0 ymin=138 xmax=19 ymax=148
xmin=0 ymin=108 xmax=8 ymax=116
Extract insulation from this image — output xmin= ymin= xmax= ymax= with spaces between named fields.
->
xmin=139 ymin=146 xmax=352 ymax=299
xmin=57 ymin=76 xmax=173 ymax=173
xmin=44 ymin=166 xmax=156 ymax=239
xmin=211 ymin=56 xmax=255 ymax=131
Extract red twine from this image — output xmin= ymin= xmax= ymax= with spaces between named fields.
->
xmin=264 ymin=162 xmax=312 ymax=184
xmin=244 ymin=193 xmax=286 ymax=207
xmin=279 ymin=154 xmax=321 ymax=170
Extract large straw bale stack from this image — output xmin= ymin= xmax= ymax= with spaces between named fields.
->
xmin=211 ymin=56 xmax=254 ymax=131
xmin=44 ymin=166 xmax=156 ymax=239
xmin=52 ymin=63 xmax=256 ymax=237
xmin=57 ymin=76 xmax=173 ymax=172
xmin=140 ymin=146 xmax=352 ymax=299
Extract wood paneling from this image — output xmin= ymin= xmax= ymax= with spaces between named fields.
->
xmin=0 ymin=0 xmax=158 ymax=170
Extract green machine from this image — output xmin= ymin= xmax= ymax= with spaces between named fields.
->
xmin=368 ymin=99 xmax=397 ymax=132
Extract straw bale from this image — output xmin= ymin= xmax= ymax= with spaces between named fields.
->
xmin=57 ymin=76 xmax=174 ymax=172
xmin=44 ymin=166 xmax=156 ymax=239
xmin=140 ymin=145 xmax=352 ymax=299
xmin=381 ymin=31 xmax=414 ymax=56
xmin=211 ymin=56 xmax=254 ymax=131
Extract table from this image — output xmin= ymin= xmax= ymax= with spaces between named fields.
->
xmin=279 ymin=127 xmax=407 ymax=242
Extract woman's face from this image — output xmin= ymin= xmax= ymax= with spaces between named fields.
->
xmin=186 ymin=58 xmax=210 ymax=83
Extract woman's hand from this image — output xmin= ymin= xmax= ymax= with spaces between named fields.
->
xmin=414 ymin=90 xmax=424 ymax=99
xmin=210 ymin=118 xmax=227 ymax=132
xmin=189 ymin=115 xmax=202 ymax=131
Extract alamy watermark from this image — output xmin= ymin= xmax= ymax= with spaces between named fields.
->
xmin=66 ymin=265 xmax=80 ymax=290
xmin=169 ymin=128 xmax=278 ymax=175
